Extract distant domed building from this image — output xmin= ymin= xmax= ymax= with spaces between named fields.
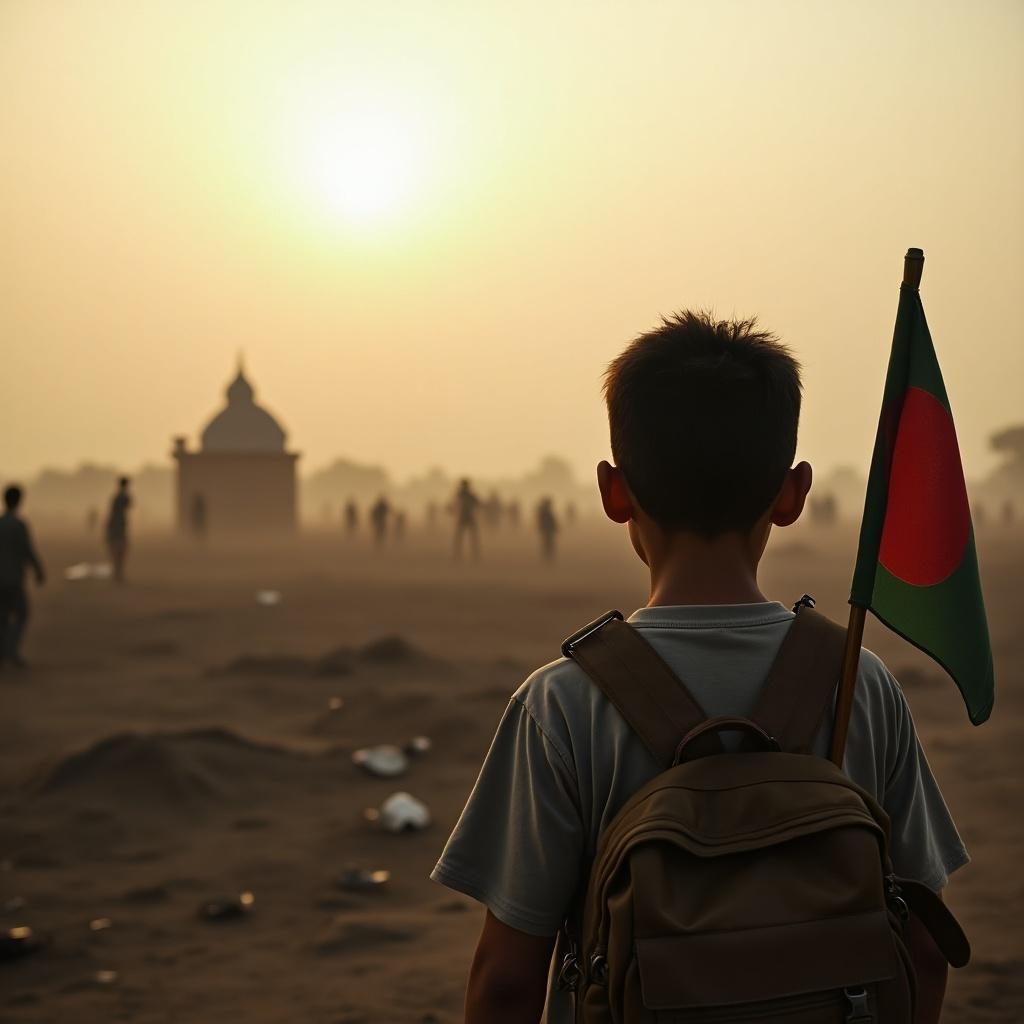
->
xmin=172 ymin=361 xmax=299 ymax=535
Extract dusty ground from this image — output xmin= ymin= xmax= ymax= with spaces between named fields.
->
xmin=0 ymin=520 xmax=1020 ymax=1023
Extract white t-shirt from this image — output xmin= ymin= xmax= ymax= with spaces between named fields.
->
xmin=431 ymin=602 xmax=968 ymax=1023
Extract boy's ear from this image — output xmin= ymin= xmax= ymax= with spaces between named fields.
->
xmin=597 ymin=461 xmax=635 ymax=524
xmin=770 ymin=461 xmax=813 ymax=528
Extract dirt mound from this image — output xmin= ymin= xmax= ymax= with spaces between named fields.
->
xmin=357 ymin=635 xmax=439 ymax=667
xmin=33 ymin=729 xmax=310 ymax=808
xmin=313 ymin=648 xmax=354 ymax=676
xmin=211 ymin=637 xmax=435 ymax=678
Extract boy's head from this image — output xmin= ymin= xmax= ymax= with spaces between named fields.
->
xmin=600 ymin=310 xmax=809 ymax=543
xmin=4 ymin=485 xmax=23 ymax=511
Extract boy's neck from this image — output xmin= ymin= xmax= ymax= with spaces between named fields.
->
xmin=644 ymin=527 xmax=769 ymax=608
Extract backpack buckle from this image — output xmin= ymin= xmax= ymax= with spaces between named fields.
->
xmin=589 ymin=952 xmax=608 ymax=986
xmin=792 ymin=594 xmax=817 ymax=613
xmin=561 ymin=611 xmax=624 ymax=659
xmin=556 ymin=953 xmax=581 ymax=992
xmin=843 ymin=986 xmax=872 ymax=1022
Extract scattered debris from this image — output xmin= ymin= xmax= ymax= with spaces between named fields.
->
xmin=64 ymin=562 xmax=113 ymax=582
xmin=404 ymin=735 xmax=432 ymax=756
xmin=1 ymin=926 xmax=44 ymax=962
xmin=327 ymin=696 xmax=344 ymax=712
xmin=89 ymin=918 xmax=113 ymax=932
xmin=336 ymin=867 xmax=390 ymax=892
xmin=255 ymin=590 xmax=282 ymax=607
xmin=94 ymin=970 xmax=118 ymax=985
xmin=352 ymin=745 xmax=408 ymax=778
xmin=375 ymin=792 xmax=431 ymax=833
xmin=198 ymin=891 xmax=255 ymax=922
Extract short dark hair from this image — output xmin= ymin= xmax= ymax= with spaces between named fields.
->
xmin=4 ymin=485 xmax=23 ymax=510
xmin=604 ymin=310 xmax=802 ymax=536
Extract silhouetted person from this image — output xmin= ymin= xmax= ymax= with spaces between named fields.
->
xmin=344 ymin=499 xmax=359 ymax=537
xmin=394 ymin=510 xmax=407 ymax=542
xmin=190 ymin=493 xmax=207 ymax=542
xmin=483 ymin=490 xmax=503 ymax=530
xmin=86 ymin=506 xmax=99 ymax=535
xmin=452 ymin=479 xmax=482 ymax=560
xmin=0 ymin=486 xmax=45 ymax=669
xmin=370 ymin=495 xmax=391 ymax=547
xmin=105 ymin=477 xmax=132 ymax=583
xmin=536 ymin=496 xmax=559 ymax=561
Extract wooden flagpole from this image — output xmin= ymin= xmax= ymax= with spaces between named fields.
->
xmin=830 ymin=247 xmax=924 ymax=766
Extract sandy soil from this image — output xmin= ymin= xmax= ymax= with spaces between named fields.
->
xmin=0 ymin=521 xmax=1020 ymax=1023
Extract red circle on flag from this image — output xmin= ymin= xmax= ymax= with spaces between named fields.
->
xmin=878 ymin=387 xmax=970 ymax=586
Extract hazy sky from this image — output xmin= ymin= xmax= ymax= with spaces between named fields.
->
xmin=3 ymin=0 xmax=1022 ymax=485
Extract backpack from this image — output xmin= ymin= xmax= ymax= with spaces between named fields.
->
xmin=556 ymin=600 xmax=969 ymax=1023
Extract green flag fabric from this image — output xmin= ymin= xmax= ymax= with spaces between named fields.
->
xmin=850 ymin=281 xmax=994 ymax=725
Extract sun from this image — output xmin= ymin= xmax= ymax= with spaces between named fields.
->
xmin=285 ymin=88 xmax=437 ymax=229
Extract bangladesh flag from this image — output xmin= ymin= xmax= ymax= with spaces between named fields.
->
xmin=850 ymin=252 xmax=994 ymax=725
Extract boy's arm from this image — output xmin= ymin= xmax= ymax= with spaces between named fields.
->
xmin=907 ymin=894 xmax=948 ymax=1024
xmin=465 ymin=911 xmax=555 ymax=1024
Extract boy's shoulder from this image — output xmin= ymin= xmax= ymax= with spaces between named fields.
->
xmin=511 ymin=656 xmax=597 ymax=748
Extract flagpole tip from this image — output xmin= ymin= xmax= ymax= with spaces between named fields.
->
xmin=903 ymin=248 xmax=925 ymax=289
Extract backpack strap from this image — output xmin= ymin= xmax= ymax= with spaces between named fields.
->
xmin=750 ymin=602 xmax=848 ymax=754
xmin=562 ymin=611 xmax=723 ymax=767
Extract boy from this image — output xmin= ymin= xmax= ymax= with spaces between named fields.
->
xmin=431 ymin=311 xmax=968 ymax=1024
xmin=0 ymin=485 xmax=45 ymax=669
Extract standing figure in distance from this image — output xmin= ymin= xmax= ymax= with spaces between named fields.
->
xmin=0 ymin=485 xmax=45 ymax=669
xmin=536 ymin=496 xmax=559 ymax=562
xmin=344 ymin=499 xmax=359 ymax=538
xmin=105 ymin=477 xmax=132 ymax=583
xmin=370 ymin=495 xmax=391 ymax=548
xmin=452 ymin=478 xmax=482 ymax=561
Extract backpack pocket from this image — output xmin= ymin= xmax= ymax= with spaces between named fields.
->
xmin=635 ymin=909 xmax=905 ymax=1021
xmin=642 ymin=988 xmax=872 ymax=1023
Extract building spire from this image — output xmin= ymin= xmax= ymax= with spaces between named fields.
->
xmin=227 ymin=354 xmax=254 ymax=404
